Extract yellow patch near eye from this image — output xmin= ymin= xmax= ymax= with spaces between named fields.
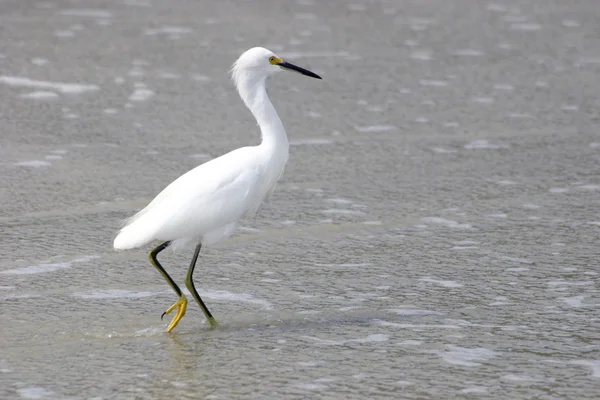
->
xmin=269 ymin=56 xmax=283 ymax=65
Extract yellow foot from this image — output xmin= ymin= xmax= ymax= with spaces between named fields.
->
xmin=161 ymin=295 xmax=188 ymax=332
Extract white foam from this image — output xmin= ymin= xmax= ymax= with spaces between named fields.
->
xmin=45 ymin=155 xmax=62 ymax=160
xmin=488 ymin=213 xmax=507 ymax=218
xmin=589 ymin=142 xmax=600 ymax=148
xmin=0 ymin=76 xmax=99 ymax=94
xmin=421 ymin=217 xmax=471 ymax=229
xmin=410 ymin=50 xmax=432 ymax=61
xmin=420 ymin=277 xmax=463 ymax=288
xmin=128 ymin=68 xmax=144 ymax=77
xmin=455 ymin=240 xmax=479 ymax=245
xmin=493 ymin=83 xmax=514 ymax=91
xmin=561 ymin=104 xmax=578 ymax=111
xmin=14 ymin=160 xmax=52 ymax=167
xmin=443 ymin=121 xmax=460 ymax=127
xmin=511 ymin=23 xmax=542 ymax=31
xmin=16 ymin=387 xmax=54 ymax=399
xmin=316 ymin=263 xmax=372 ymax=268
xmin=460 ymin=386 xmax=488 ymax=394
xmin=562 ymin=20 xmax=580 ymax=28
xmin=188 ymin=153 xmax=211 ymax=159
xmin=420 ymin=79 xmax=447 ymax=87
xmin=73 ymin=290 xmax=158 ymax=299
xmin=304 ymin=334 xmax=388 ymax=346
xmin=297 ymin=360 xmax=328 ymax=367
xmin=472 ymin=97 xmax=494 ymax=104
xmin=347 ymin=4 xmax=366 ymax=11
xmin=294 ymin=382 xmax=325 ymax=391
xmin=431 ymin=147 xmax=457 ymax=153
xmin=355 ymin=125 xmax=396 ymax=133
xmin=508 ymin=112 xmax=533 ymax=118
xmin=129 ymin=88 xmax=154 ymax=102
xmin=454 ymin=49 xmax=483 ymax=56
xmin=20 ymin=91 xmax=59 ymax=99
xmin=31 ymin=58 xmax=49 ymax=66
xmin=439 ymin=346 xmax=497 ymax=367
xmin=54 ymin=30 xmax=74 ymax=37
xmin=588 ymin=222 xmax=600 ymax=226
xmin=497 ymin=180 xmax=517 ymax=185
xmin=578 ymin=184 xmax=599 ymax=190
xmin=124 ymin=0 xmax=151 ymax=5
xmin=157 ymin=72 xmax=180 ymax=80
xmin=261 ymin=278 xmax=281 ymax=283
xmin=464 ymin=140 xmax=507 ymax=149
xmin=191 ymin=74 xmax=211 ymax=82
xmin=1 ymin=255 xmax=99 ymax=275
xmin=452 ymin=246 xmax=478 ymax=250
xmin=202 ymin=289 xmax=272 ymax=309
xmin=351 ymin=334 xmax=389 ymax=343
xmin=562 ymin=296 xmax=585 ymax=307
xmin=570 ymin=360 xmax=600 ymax=378
xmin=388 ymin=308 xmax=442 ymax=316
xmin=549 ymin=187 xmax=569 ymax=193
xmin=576 ymin=57 xmax=600 ymax=66
xmin=290 ymin=138 xmax=334 ymax=145
xmin=294 ymin=12 xmax=316 ymax=20
xmin=144 ymin=26 xmax=192 ymax=35
xmin=59 ymin=9 xmax=112 ymax=18
xmin=325 ymin=198 xmax=353 ymax=204
xmin=415 ymin=117 xmax=429 ymax=123
xmin=377 ymin=320 xmax=461 ymax=329
xmin=547 ymin=280 xmax=593 ymax=287
xmin=397 ymin=340 xmax=423 ymax=346
xmin=104 ymin=108 xmax=118 ymax=114
xmin=502 ymin=256 xmax=532 ymax=264
xmin=321 ymin=209 xmax=366 ymax=216
xmin=502 ymin=374 xmax=539 ymax=382
xmin=486 ymin=4 xmax=507 ymax=12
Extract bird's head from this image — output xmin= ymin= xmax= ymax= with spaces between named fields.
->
xmin=231 ymin=47 xmax=321 ymax=87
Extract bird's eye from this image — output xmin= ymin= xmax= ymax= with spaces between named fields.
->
xmin=269 ymin=56 xmax=276 ymax=64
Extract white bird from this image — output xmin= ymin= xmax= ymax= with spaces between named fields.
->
xmin=113 ymin=47 xmax=321 ymax=332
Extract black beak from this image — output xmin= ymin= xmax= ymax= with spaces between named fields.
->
xmin=278 ymin=61 xmax=322 ymax=79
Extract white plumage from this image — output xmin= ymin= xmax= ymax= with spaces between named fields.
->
xmin=114 ymin=47 xmax=319 ymax=251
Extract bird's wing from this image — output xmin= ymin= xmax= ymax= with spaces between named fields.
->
xmin=114 ymin=146 xmax=262 ymax=249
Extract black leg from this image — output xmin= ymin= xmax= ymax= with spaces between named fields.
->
xmin=148 ymin=241 xmax=182 ymax=298
xmin=184 ymin=243 xmax=216 ymax=325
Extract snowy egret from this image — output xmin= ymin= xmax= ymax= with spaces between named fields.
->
xmin=113 ymin=47 xmax=321 ymax=332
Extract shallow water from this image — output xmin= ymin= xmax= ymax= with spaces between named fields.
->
xmin=1 ymin=0 xmax=599 ymax=399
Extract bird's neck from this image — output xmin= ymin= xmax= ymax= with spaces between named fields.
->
xmin=238 ymin=76 xmax=289 ymax=153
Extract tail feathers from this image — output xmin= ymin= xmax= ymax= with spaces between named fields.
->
xmin=113 ymin=219 xmax=157 ymax=250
